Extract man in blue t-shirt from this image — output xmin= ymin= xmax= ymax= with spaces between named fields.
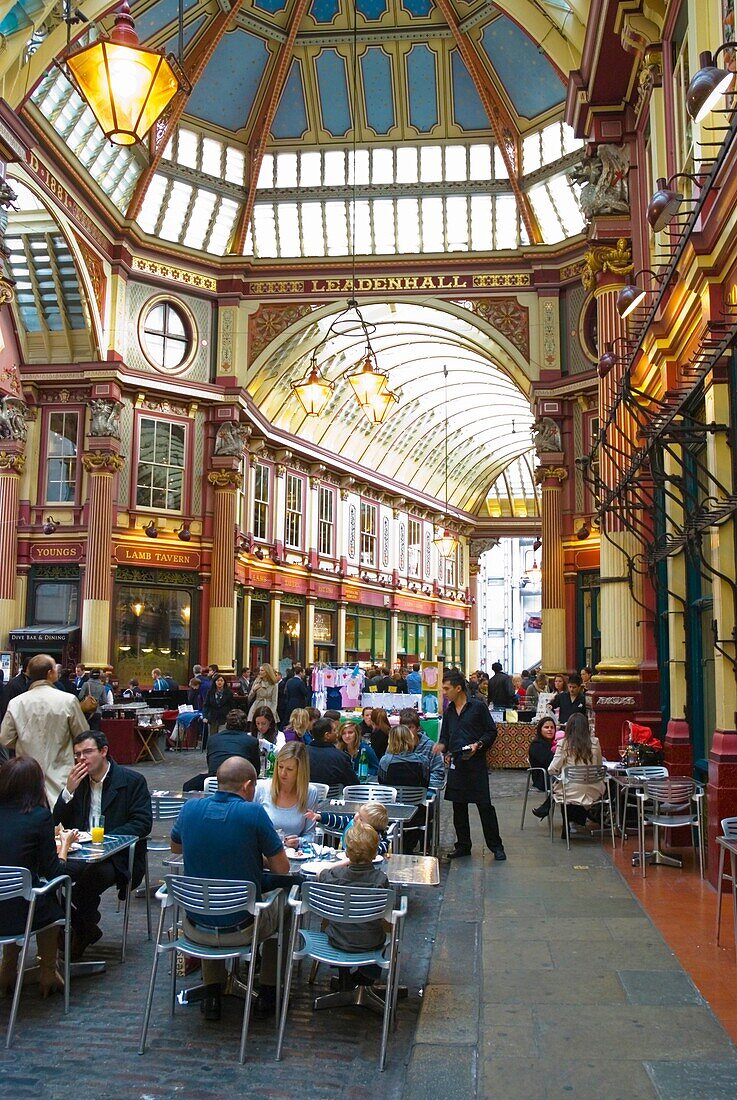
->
xmin=170 ymin=756 xmax=290 ymax=1019
xmin=406 ymin=663 xmax=422 ymax=694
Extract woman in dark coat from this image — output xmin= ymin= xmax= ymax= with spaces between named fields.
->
xmin=0 ymin=756 xmax=78 ymax=996
xmin=202 ymin=674 xmax=235 ymax=735
xmin=528 ymin=716 xmax=556 ymax=819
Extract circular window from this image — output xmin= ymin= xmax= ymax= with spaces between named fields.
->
xmin=139 ymin=298 xmax=196 ymax=374
xmin=579 ymin=294 xmax=598 ymax=363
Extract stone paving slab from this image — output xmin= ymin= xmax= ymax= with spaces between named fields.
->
xmin=645 ymin=1059 xmax=737 ymax=1099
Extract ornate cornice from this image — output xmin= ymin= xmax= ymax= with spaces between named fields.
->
xmin=82 ymin=450 xmax=125 ymax=474
xmin=208 ymin=469 xmax=242 ymax=490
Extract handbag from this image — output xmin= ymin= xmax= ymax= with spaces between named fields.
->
xmin=80 ymin=694 xmax=98 ymax=716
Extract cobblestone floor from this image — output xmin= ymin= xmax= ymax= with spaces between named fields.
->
xmin=0 ymin=750 xmax=447 ymax=1099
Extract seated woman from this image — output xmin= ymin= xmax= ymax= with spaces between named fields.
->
xmin=0 ymin=757 xmax=78 ymax=996
xmin=251 ymin=704 xmax=278 ymax=754
xmin=283 ymin=707 xmax=312 ymax=745
xmin=377 ymin=723 xmax=430 ymax=788
xmin=528 ymin=716 xmax=556 ymax=819
xmin=525 ymin=670 xmax=549 ymax=711
xmin=368 ymin=708 xmax=392 ymax=759
xmin=339 ymin=721 xmax=379 ymax=777
xmin=254 ymin=741 xmax=321 ymax=847
xmin=548 ymin=713 xmax=605 ymax=839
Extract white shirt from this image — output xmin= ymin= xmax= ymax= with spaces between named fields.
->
xmin=61 ymin=761 xmax=111 ymax=830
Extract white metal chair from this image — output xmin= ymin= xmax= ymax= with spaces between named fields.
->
xmin=138 ymin=875 xmax=283 ymax=1064
xmin=203 ymin=776 xmax=218 ymax=795
xmin=276 ymin=881 xmax=407 ymax=1071
xmin=343 ymin=785 xmax=397 ymax=804
xmin=715 ymin=817 xmax=737 ymax=945
xmin=326 ymin=784 xmax=344 ymax=800
xmin=391 ymin=786 xmax=433 ymax=854
xmin=520 ymin=767 xmax=550 ymax=829
xmin=550 ymin=766 xmax=615 ymax=851
xmin=636 ymin=777 xmax=705 ymax=879
xmin=0 ymin=866 xmax=71 ymax=1048
xmin=141 ymin=796 xmax=186 ymax=938
xmin=309 ymin=782 xmax=329 ymax=802
xmin=619 ymin=766 xmax=669 ymax=847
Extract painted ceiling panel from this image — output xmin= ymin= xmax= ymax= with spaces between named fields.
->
xmin=254 ymin=0 xmax=290 ymax=14
xmin=450 ymin=49 xmax=488 ymax=131
xmin=406 ymin=45 xmax=438 ymax=132
xmin=357 ymin=0 xmax=389 ymax=19
xmin=361 ymin=48 xmax=395 ymax=135
xmin=272 ymin=60 xmax=310 ymax=139
xmin=185 ymin=29 xmax=271 ymax=131
xmin=401 ymin=0 xmax=433 ymax=17
xmin=480 ymin=17 xmax=565 ymax=119
xmin=309 ymin=0 xmax=341 ymax=24
xmin=132 ymin=0 xmax=200 ymax=42
xmin=315 ymin=49 xmax=352 ymax=137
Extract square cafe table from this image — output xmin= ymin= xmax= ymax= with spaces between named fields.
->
xmin=66 ymin=833 xmax=141 ymax=965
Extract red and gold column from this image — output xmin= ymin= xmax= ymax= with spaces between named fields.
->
xmin=80 ymin=448 xmax=124 ymax=666
xmin=0 ymin=443 xmax=25 ymax=647
xmin=536 ymin=465 xmax=567 ymax=673
xmin=207 ymin=465 xmax=241 ymax=672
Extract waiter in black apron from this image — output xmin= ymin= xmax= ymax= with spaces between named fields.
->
xmin=433 ymin=668 xmax=506 ymax=861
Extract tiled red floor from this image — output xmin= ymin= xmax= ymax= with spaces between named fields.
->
xmin=607 ymin=839 xmax=737 ymax=1043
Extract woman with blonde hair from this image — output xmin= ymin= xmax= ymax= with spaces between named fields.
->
xmin=254 ymin=741 xmax=320 ymax=847
xmin=377 ymin=723 xmax=430 ymax=788
xmin=246 ymin=662 xmax=279 ymax=724
xmin=283 ymin=707 xmax=312 ymax=744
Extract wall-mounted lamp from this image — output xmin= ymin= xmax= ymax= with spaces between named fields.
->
xmin=597 ymin=336 xmax=631 ymax=378
xmin=647 ymin=174 xmax=703 ymax=232
xmin=687 ymin=47 xmax=736 ymax=123
xmin=576 ymin=521 xmax=591 ymax=540
xmin=143 ymin=520 xmax=158 ymax=538
xmin=177 ymin=523 xmax=191 ymax=542
xmin=532 ymin=537 xmax=542 ymax=552
xmin=42 ymin=517 xmax=59 ymax=535
xmin=616 ymin=270 xmax=675 ymax=319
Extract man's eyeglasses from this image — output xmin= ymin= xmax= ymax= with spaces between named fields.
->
xmin=74 ymin=748 xmax=98 ymax=759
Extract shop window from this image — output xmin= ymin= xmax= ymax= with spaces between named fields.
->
xmin=45 ymin=410 xmax=79 ymax=503
xmin=115 ymin=585 xmax=191 ymax=686
xmin=360 ymin=501 xmax=377 ymax=567
xmin=280 ymin=606 xmax=303 ymax=668
xmin=318 ymin=485 xmax=334 ymax=556
xmin=253 ymin=462 xmax=271 ymax=541
xmin=139 ymin=298 xmax=194 ymax=373
xmin=671 ymin=7 xmax=694 ymax=179
xmin=285 ymin=473 xmax=303 ymax=549
xmin=408 ymin=518 xmax=421 ymax=577
xmin=136 ymin=417 xmax=185 ymax=511
xmin=32 ymin=581 xmax=78 ymax=626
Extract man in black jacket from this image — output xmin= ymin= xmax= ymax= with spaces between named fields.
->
xmin=307 ymin=718 xmax=355 ymax=788
xmin=53 ymin=731 xmax=152 ymax=957
xmin=0 ymin=658 xmax=29 ymax=721
xmin=283 ymin=667 xmax=311 ymax=716
xmin=487 ymin=662 xmax=517 ymax=709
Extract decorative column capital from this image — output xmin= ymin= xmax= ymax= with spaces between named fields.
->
xmin=0 ymin=450 xmax=25 ymax=472
xmin=581 ymin=237 xmax=633 ymax=294
xmin=534 ymin=465 xmax=568 ymax=486
xmin=0 ymin=275 xmax=13 ymax=306
xmin=82 ymin=450 xmax=124 ymax=474
xmin=208 ymin=469 xmax=242 ymax=490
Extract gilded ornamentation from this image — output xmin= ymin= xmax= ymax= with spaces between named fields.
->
xmin=472 ymin=297 xmax=530 ymax=358
xmin=534 ymin=465 xmax=568 ymax=485
xmin=248 ymin=302 xmax=313 ymax=363
xmin=0 ymin=276 xmax=14 ymax=305
xmin=0 ymin=366 xmax=21 ymax=395
xmin=75 ymin=236 xmax=106 ymax=320
xmin=581 ymin=238 xmax=633 ymax=293
xmin=0 ymin=451 xmax=25 ymax=472
xmin=131 ymin=257 xmax=217 ymax=291
xmin=219 ymin=306 xmax=234 ymax=373
xmin=82 ymin=450 xmax=124 ymax=473
xmin=141 ymin=397 xmax=190 ymax=416
xmin=207 ymin=469 xmax=241 ymax=490
xmin=542 ymin=298 xmax=558 ymax=368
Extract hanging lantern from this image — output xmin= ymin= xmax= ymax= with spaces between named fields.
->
xmin=434 ymin=528 xmax=459 ymax=558
xmin=65 ymin=3 xmax=184 ymax=146
xmin=358 ymin=385 xmax=398 ymax=426
xmin=347 ymin=351 xmax=389 ymax=407
xmin=291 ymin=364 xmax=334 ymax=416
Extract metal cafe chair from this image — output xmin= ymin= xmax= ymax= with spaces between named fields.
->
xmin=619 ymin=766 xmax=669 ymax=847
xmin=342 ymin=784 xmax=397 ymax=804
xmin=715 ymin=817 xmax=737 ymax=947
xmin=276 ymin=881 xmax=407 ymax=1071
xmin=391 ymin=785 xmax=434 ymax=855
xmin=550 ymin=766 xmax=616 ymax=851
xmin=636 ymin=777 xmax=705 ymax=880
xmin=202 ymin=776 xmax=218 ymax=795
xmin=0 ymin=866 xmax=72 ymax=1048
xmin=520 ymin=767 xmax=550 ymax=829
xmin=139 ymin=875 xmax=283 ymax=1065
xmin=141 ymin=796 xmax=187 ymax=938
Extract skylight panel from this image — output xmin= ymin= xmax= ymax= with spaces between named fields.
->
xmin=494 ymin=148 xmax=509 ymax=179
xmin=300 ymin=151 xmax=322 ymax=187
xmin=257 ymin=154 xmax=275 ymax=189
xmin=371 ymin=149 xmax=393 ymax=185
xmin=277 ymin=202 xmax=301 ymax=257
xmin=396 ymin=147 xmax=418 ymax=184
xmin=527 ymin=181 xmax=564 ymax=242
xmin=353 ymin=199 xmax=371 ymax=254
xmin=183 ymin=190 xmax=217 ymax=250
xmin=160 ymin=181 xmax=194 ymax=241
xmin=178 ymin=129 xmax=198 ymax=169
xmin=225 ymin=145 xmax=245 ymax=186
xmin=444 ymin=145 xmax=467 ymax=182
xmin=522 ymin=132 xmax=542 ymax=173
xmin=10 ymin=181 xmax=43 ymax=211
xmin=202 ymin=136 xmax=223 ymax=176
xmin=445 ymin=195 xmax=468 ymax=248
xmin=324 ymin=200 xmax=349 ymax=255
xmin=162 ymin=136 xmax=174 ymax=161
xmin=469 ymin=144 xmax=492 ymax=181
xmin=253 ymin=205 xmax=278 ymax=257
xmin=206 ymin=197 xmax=239 ymax=254
xmin=495 ymin=195 xmax=517 ymax=249
xmin=420 ymin=146 xmax=442 ymax=183
xmin=561 ymin=123 xmax=581 ymax=155
xmin=324 ymin=150 xmax=346 ymax=186
xmin=420 ymin=196 xmax=444 ymax=251
xmin=300 ymin=202 xmax=326 ymax=256
xmin=276 ymin=152 xmax=299 ymax=188
xmin=396 ymin=197 xmax=420 ymax=252
xmin=350 ymin=149 xmax=370 ymax=186
xmin=547 ymin=174 xmax=585 ymax=237
xmin=541 ymin=123 xmax=563 ymax=165
xmin=137 ymin=174 xmax=168 ymax=234
xmin=372 ymin=199 xmax=396 ymax=253
xmin=471 ymin=194 xmax=493 ymax=250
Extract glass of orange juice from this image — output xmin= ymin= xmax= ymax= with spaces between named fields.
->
xmin=91 ymin=814 xmax=105 ymax=846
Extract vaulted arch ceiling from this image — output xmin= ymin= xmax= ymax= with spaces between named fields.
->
xmin=246 ymin=300 xmax=535 ymax=515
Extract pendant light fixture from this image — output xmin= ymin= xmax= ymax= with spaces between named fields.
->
xmin=291 ymin=1 xmax=397 ymax=424
xmin=63 ymin=2 xmax=188 ymax=147
xmin=433 ymin=365 xmax=459 ymax=559
xmin=686 ymin=47 xmax=736 ymax=123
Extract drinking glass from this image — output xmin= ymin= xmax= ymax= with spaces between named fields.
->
xmin=91 ymin=814 xmax=105 ymax=846
xmin=313 ymin=824 xmax=324 ymax=858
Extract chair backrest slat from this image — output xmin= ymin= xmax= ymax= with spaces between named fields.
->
xmin=152 ymin=797 xmax=186 ymax=820
xmin=391 ymin=786 xmax=426 ymax=805
xmin=309 ymin=782 xmax=329 ymax=801
xmin=625 ymin=766 xmax=669 ymax=780
xmin=721 ymin=816 xmax=737 ymax=839
xmin=562 ymin=765 xmax=607 ymax=783
xmin=0 ymin=866 xmax=32 ymax=903
xmin=343 ymin=785 xmax=397 ymax=804
xmin=166 ymin=875 xmax=255 ymax=916
xmin=302 ymin=881 xmax=395 ymax=923
xmin=643 ymin=777 xmax=696 ymax=801
xmin=203 ymin=777 xmax=218 ymax=795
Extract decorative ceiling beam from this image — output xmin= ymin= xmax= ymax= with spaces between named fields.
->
xmin=431 ymin=0 xmax=543 ymax=244
xmin=231 ymin=0 xmax=311 ymax=255
xmin=125 ymin=0 xmax=248 ymax=223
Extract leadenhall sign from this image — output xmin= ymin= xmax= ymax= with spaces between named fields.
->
xmin=247 ymin=272 xmax=531 ymax=296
